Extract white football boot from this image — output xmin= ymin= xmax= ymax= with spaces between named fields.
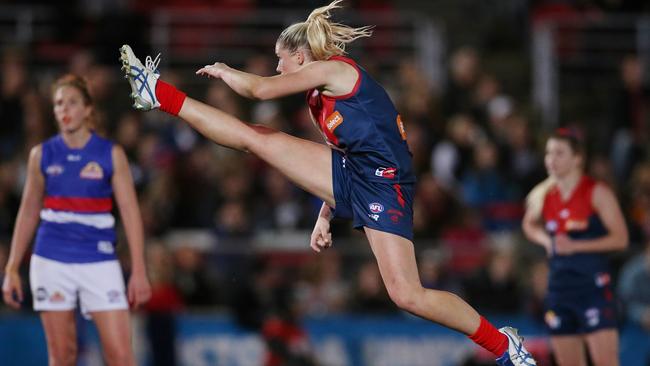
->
xmin=119 ymin=44 xmax=161 ymax=111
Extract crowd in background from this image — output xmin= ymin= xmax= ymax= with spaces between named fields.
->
xmin=1 ymin=0 xmax=650 ymax=364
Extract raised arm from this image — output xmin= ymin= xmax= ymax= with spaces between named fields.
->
xmin=111 ymin=145 xmax=151 ymax=307
xmin=196 ymin=60 xmax=356 ymax=100
xmin=2 ymin=146 xmax=44 ymax=308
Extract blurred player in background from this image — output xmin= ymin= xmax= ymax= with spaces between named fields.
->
xmin=120 ymin=0 xmax=536 ymax=364
xmin=2 ymin=74 xmax=151 ymax=366
xmin=523 ymin=128 xmax=628 ymax=366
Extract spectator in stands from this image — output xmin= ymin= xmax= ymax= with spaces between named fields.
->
xmin=294 ymin=250 xmax=349 ymax=316
xmin=609 ymin=55 xmax=650 ymax=186
xmin=461 ymin=139 xmax=518 ymax=231
xmin=443 ymin=47 xmax=481 ymax=118
xmin=348 ymin=260 xmax=396 ymax=314
xmin=617 ymin=240 xmax=650 ymax=365
xmin=628 ymin=163 xmax=650 ymax=246
xmin=463 ymin=242 xmax=522 ymax=314
xmin=143 ymin=242 xmax=183 ymax=366
xmin=431 ymin=114 xmax=481 ymax=191
xmin=172 ymin=242 xmax=221 ymax=308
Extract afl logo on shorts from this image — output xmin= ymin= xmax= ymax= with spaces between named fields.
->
xmin=369 ymin=202 xmax=384 ymax=213
xmin=36 ymin=287 xmax=48 ymax=302
xmin=80 ymin=161 xmax=104 ymax=179
xmin=107 ymin=290 xmax=122 ymax=303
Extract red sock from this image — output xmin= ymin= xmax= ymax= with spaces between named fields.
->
xmin=155 ymin=79 xmax=186 ymax=116
xmin=468 ymin=316 xmax=509 ymax=357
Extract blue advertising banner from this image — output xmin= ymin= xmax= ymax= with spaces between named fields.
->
xmin=0 ymin=313 xmax=648 ymax=365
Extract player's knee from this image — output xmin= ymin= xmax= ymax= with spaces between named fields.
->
xmin=48 ymin=343 xmax=77 ymax=366
xmin=104 ymin=346 xmax=135 ymax=366
xmin=591 ymin=352 xmax=617 ymax=366
xmin=245 ymin=124 xmax=276 ymax=154
xmin=386 ymin=281 xmax=420 ymax=312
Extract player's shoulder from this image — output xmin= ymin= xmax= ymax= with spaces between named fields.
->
xmin=40 ymin=133 xmax=61 ymax=148
xmin=91 ymin=132 xmax=115 ymax=148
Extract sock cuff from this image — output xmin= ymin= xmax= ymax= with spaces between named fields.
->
xmin=155 ymin=79 xmax=186 ymax=116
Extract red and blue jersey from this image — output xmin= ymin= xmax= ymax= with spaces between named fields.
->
xmin=542 ymin=176 xmax=611 ymax=293
xmin=307 ymin=55 xmax=415 ymax=185
xmin=34 ymin=133 xmax=117 ymax=263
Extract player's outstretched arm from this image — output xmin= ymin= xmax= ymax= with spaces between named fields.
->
xmin=196 ymin=60 xmax=340 ymax=100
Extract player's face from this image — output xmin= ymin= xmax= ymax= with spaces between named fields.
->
xmin=53 ymin=85 xmax=91 ymax=134
xmin=275 ymin=43 xmax=302 ymax=74
xmin=545 ymin=138 xmax=580 ymax=178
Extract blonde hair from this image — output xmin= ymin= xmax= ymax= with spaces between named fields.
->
xmin=277 ymin=0 xmax=373 ymax=60
xmin=526 ymin=177 xmax=555 ymax=220
xmin=51 ymin=74 xmax=99 ymax=130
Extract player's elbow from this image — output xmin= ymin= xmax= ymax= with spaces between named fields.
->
xmin=250 ymin=81 xmax=275 ymax=101
xmin=616 ymin=230 xmax=629 ymax=251
xmin=521 ymin=220 xmax=535 ymax=241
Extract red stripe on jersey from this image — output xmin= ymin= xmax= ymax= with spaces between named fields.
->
xmin=307 ymin=89 xmax=340 ymax=146
xmin=44 ymin=196 xmax=113 ymax=212
xmin=326 ymin=55 xmax=362 ymax=100
xmin=393 ymin=184 xmax=406 ymax=208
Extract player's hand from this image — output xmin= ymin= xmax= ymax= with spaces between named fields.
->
xmin=195 ymin=62 xmax=230 ymax=79
xmin=554 ymin=234 xmax=575 ymax=255
xmin=2 ymin=270 xmax=23 ymax=309
xmin=127 ymin=271 xmax=151 ymax=309
xmin=310 ymin=216 xmax=332 ymax=253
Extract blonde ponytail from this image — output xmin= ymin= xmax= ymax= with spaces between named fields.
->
xmin=278 ymin=0 xmax=373 ymax=60
xmin=526 ymin=177 xmax=555 ymax=220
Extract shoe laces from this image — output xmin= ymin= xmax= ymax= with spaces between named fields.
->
xmin=145 ymin=53 xmax=161 ymax=74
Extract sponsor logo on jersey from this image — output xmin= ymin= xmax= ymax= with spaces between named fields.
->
xmin=97 ymin=241 xmax=114 ymax=254
xmin=36 ymin=287 xmax=48 ymax=302
xmin=45 ymin=164 xmax=64 ymax=176
xmin=67 ymin=154 xmax=81 ymax=162
xmin=545 ymin=310 xmax=561 ymax=329
xmin=369 ymin=202 xmax=384 ymax=213
xmin=49 ymin=291 xmax=65 ymax=303
xmin=325 ymin=111 xmax=344 ymax=132
xmin=375 ymin=167 xmax=397 ymax=179
xmin=565 ymin=219 xmax=588 ymax=231
xmin=107 ymin=290 xmax=122 ymax=303
xmin=368 ymin=214 xmax=379 ymax=221
xmin=396 ymin=115 xmax=407 ymax=140
xmin=80 ymin=161 xmax=103 ymax=179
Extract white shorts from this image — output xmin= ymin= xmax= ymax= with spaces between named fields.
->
xmin=30 ymin=255 xmax=128 ymax=316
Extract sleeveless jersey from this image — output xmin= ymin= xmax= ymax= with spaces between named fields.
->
xmin=307 ymin=55 xmax=415 ymax=184
xmin=542 ymin=176 xmax=611 ymax=293
xmin=34 ymin=133 xmax=117 ymax=263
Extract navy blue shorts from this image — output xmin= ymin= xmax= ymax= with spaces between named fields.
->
xmin=544 ymin=286 xmax=617 ymax=335
xmin=330 ymin=150 xmax=414 ymax=240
